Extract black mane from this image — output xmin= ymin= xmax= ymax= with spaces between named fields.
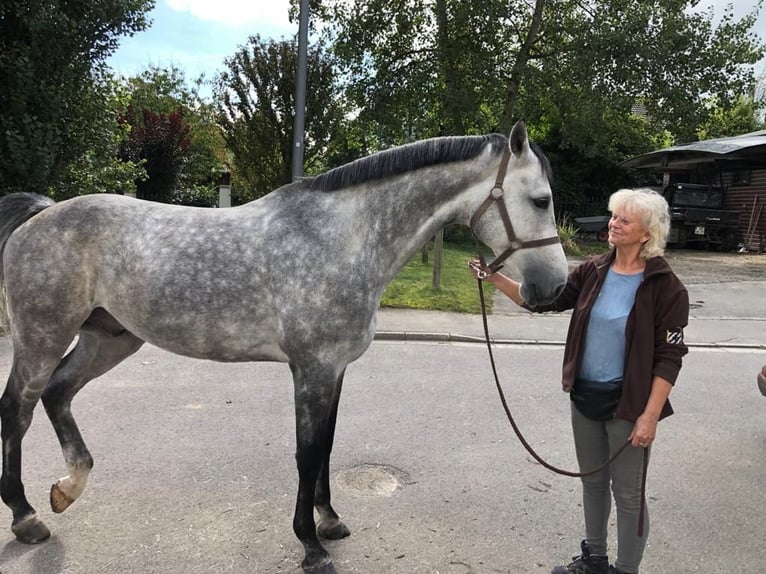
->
xmin=304 ymin=134 xmax=508 ymax=192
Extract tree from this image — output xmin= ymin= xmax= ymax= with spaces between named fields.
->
xmin=119 ymin=106 xmax=192 ymax=203
xmin=121 ymin=66 xmax=228 ymax=203
xmin=214 ymin=35 xmax=346 ymax=199
xmin=54 ymin=76 xmax=146 ymax=199
xmin=311 ymin=0 xmax=764 ymax=222
xmin=0 ymin=0 xmax=154 ymax=197
xmin=314 ymin=0 xmax=764 ymax=153
xmin=697 ymin=95 xmax=763 ymax=140
xmin=523 ymin=0 xmax=764 ymax=154
xmin=322 ymin=0 xmax=508 ymax=143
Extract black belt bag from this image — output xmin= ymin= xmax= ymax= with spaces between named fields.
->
xmin=570 ymin=379 xmax=622 ymax=421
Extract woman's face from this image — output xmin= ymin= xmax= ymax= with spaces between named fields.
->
xmin=608 ymin=208 xmax=650 ymax=249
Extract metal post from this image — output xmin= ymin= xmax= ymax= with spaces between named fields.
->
xmin=291 ymin=0 xmax=309 ymax=181
xmin=218 ymin=184 xmax=231 ymax=208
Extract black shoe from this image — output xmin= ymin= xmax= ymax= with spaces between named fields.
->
xmin=609 ymin=566 xmax=633 ymax=574
xmin=551 ymin=540 xmax=609 ymax=574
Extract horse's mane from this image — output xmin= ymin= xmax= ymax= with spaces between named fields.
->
xmin=301 ymin=133 xmax=543 ymax=193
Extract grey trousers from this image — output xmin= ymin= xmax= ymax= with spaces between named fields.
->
xmin=570 ymin=403 xmax=649 ymax=574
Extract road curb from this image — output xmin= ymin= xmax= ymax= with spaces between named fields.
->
xmin=374 ymin=331 xmax=765 ymax=350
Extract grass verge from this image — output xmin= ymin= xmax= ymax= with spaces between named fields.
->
xmin=381 ymin=242 xmax=491 ymax=314
xmin=380 ymin=238 xmax=609 ymax=314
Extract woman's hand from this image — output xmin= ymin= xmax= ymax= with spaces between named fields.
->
xmin=467 ymin=259 xmax=493 ymax=281
xmin=630 ymin=412 xmax=659 ymax=448
xmin=467 ymin=259 xmax=527 ymax=306
xmin=630 ymin=376 xmax=672 ymax=448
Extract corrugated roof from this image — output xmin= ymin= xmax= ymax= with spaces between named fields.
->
xmin=621 ymin=131 xmax=766 ymax=169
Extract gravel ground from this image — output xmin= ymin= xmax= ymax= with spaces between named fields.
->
xmin=661 ymin=249 xmax=765 ymax=283
xmin=565 ymin=247 xmax=765 ymax=284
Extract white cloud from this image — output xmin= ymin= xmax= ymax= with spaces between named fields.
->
xmin=166 ymin=0 xmax=292 ymax=29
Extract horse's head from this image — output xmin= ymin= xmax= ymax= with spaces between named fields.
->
xmin=470 ymin=121 xmax=567 ymax=307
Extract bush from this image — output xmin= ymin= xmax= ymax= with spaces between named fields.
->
xmin=558 ymin=215 xmax=582 ymax=256
xmin=172 ymin=184 xmax=218 ymax=207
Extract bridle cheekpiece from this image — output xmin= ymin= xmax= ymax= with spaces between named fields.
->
xmin=469 ymin=145 xmax=561 ymax=277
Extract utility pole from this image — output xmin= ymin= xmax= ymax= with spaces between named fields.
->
xmin=291 ymin=0 xmax=309 ymax=181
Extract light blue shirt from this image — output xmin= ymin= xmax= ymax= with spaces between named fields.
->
xmin=577 ymin=267 xmax=643 ymax=385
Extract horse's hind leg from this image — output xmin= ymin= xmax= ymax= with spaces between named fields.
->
xmin=41 ymin=319 xmax=144 ymax=514
xmin=315 ymin=369 xmax=350 ymax=541
xmin=1 ymin=343 xmax=74 ymax=544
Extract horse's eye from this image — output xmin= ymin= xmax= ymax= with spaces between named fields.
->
xmin=532 ymin=197 xmax=550 ymax=209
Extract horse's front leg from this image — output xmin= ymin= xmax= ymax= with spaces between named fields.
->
xmin=315 ymin=370 xmax=350 ymax=541
xmin=290 ymin=361 xmax=346 ymax=574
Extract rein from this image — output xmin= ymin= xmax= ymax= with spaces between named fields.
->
xmin=469 ymin=142 xmax=648 ymax=537
xmin=475 ymin=280 xmax=648 ymax=536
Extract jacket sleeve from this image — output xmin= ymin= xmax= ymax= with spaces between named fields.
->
xmin=652 ymin=282 xmax=690 ymax=385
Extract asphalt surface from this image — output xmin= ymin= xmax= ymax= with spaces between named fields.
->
xmin=0 ymin=252 xmax=763 ymax=574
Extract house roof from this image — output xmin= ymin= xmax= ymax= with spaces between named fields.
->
xmin=621 ymin=130 xmax=766 ymax=169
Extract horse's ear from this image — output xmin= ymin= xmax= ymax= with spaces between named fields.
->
xmin=509 ymin=120 xmax=528 ymax=157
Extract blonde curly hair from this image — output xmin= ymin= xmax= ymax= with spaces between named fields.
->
xmin=608 ymin=188 xmax=670 ymax=259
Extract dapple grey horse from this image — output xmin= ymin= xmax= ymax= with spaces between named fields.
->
xmin=0 ymin=121 xmax=567 ymax=573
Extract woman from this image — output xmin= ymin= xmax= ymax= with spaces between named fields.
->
xmin=470 ymin=188 xmax=689 ymax=574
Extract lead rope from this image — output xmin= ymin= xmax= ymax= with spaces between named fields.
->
xmin=476 ymin=278 xmax=648 ymax=536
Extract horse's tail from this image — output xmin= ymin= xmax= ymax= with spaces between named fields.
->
xmin=0 ymin=193 xmax=56 ymax=335
xmin=0 ymin=193 xmax=55 ymax=284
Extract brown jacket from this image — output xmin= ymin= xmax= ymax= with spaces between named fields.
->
xmin=529 ymin=249 xmax=689 ymax=422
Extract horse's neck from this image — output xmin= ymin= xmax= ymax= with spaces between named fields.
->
xmin=349 ymin=167 xmax=493 ymax=282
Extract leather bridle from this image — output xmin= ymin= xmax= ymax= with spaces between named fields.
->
xmin=469 ymin=146 xmax=561 ymax=277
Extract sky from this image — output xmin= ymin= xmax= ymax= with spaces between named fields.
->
xmin=107 ymin=0 xmax=296 ymax=85
xmin=107 ymin=0 xmax=766 ymax=92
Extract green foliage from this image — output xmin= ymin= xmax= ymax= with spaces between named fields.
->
xmin=557 ymin=216 xmax=581 ymax=256
xmin=54 ymin=151 xmax=145 ymax=200
xmin=214 ymin=35 xmax=347 ymax=199
xmin=124 ymin=66 xmax=228 ymax=190
xmin=0 ymin=0 xmax=154 ymax=196
xmin=697 ymin=94 xmax=764 ymax=140
xmin=311 ymin=0 xmax=765 ymax=211
xmin=524 ymin=0 xmax=765 ymax=151
xmin=321 ymin=0 xmax=505 ymax=142
xmin=171 ymin=184 xmax=219 ymax=207
xmin=381 ymin=242 xmax=493 ymax=314
xmin=53 ymin=77 xmax=146 ymax=199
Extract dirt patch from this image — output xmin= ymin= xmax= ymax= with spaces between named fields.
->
xmin=662 ymin=250 xmax=766 ymax=284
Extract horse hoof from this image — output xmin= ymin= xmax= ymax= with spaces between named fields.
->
xmin=12 ymin=514 xmax=51 ymax=544
xmin=317 ymin=519 xmax=351 ymax=540
xmin=303 ymin=559 xmax=337 ymax=574
xmin=50 ymin=482 xmax=75 ymax=513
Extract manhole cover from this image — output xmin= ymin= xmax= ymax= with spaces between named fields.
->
xmin=334 ymin=464 xmax=410 ymax=497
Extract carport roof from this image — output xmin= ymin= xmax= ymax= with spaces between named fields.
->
xmin=621 ymin=130 xmax=766 ymax=169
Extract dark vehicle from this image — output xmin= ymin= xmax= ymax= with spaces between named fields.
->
xmin=664 ymin=183 xmax=740 ymax=250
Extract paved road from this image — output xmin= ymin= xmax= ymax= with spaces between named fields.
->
xmin=0 ymin=250 xmax=763 ymax=573
xmin=0 ymin=339 xmax=762 ymax=574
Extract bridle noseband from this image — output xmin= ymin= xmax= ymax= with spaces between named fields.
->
xmin=469 ymin=146 xmax=561 ymax=275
